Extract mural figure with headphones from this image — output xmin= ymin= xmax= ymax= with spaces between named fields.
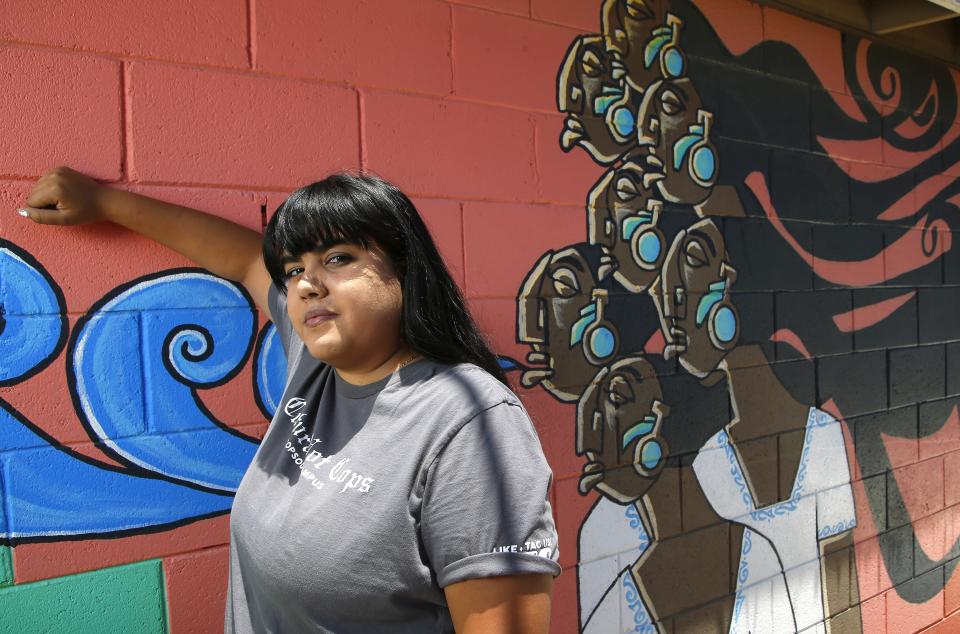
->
xmin=520 ymin=2 xmax=874 ymax=630
xmin=651 ymin=218 xmax=862 ymax=633
xmin=586 ymin=159 xmax=667 ymax=293
xmin=574 ymin=355 xmax=747 ymax=633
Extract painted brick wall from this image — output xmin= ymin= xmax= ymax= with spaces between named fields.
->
xmin=0 ymin=1 xmax=958 ymax=633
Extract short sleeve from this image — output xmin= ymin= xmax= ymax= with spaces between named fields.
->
xmin=421 ymin=401 xmax=562 ymax=587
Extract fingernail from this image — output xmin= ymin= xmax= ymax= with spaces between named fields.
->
xmin=17 ymin=209 xmax=28 ymax=217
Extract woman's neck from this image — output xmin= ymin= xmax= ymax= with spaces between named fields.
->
xmin=335 ymin=345 xmax=421 ymax=386
xmin=723 ymin=345 xmax=808 ymax=441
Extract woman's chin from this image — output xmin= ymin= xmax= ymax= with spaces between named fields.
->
xmin=303 ymin=340 xmax=341 ymax=363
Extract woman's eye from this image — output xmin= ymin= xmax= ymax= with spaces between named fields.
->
xmin=581 ymin=50 xmax=602 ymax=77
xmin=625 ymin=0 xmax=653 ymax=20
xmin=660 ymin=88 xmax=683 ymax=116
xmin=615 ymin=176 xmax=639 ymax=201
xmin=684 ymin=240 xmax=708 ymax=268
xmin=551 ymin=267 xmax=580 ymax=298
xmin=282 ymin=267 xmax=304 ymax=282
xmin=326 ymin=253 xmax=352 ymax=266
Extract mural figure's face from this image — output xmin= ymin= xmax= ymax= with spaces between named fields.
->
xmin=649 ymin=219 xmax=739 ymax=378
xmin=517 ymin=246 xmax=614 ymax=402
xmin=558 ymin=35 xmax=643 ymax=164
xmin=576 ymin=356 xmax=670 ymax=504
xmin=601 ymin=0 xmax=666 ymax=90
xmin=587 ymin=161 xmax=666 ymax=292
xmin=637 ymin=78 xmax=718 ymax=206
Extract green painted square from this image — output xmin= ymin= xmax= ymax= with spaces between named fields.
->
xmin=0 ymin=546 xmax=11 ymax=587
xmin=0 ymin=558 xmax=168 ymax=633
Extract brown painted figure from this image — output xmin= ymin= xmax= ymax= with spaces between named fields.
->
xmin=551 ymin=1 xmax=865 ymax=630
xmin=636 ymin=76 xmax=718 ymax=207
xmin=648 ymin=218 xmax=737 ymax=381
xmin=517 ymin=246 xmax=615 ymax=402
xmin=650 ymin=219 xmax=862 ymax=632
xmin=576 ymin=356 xmax=669 ymax=500
xmin=575 ymin=356 xmax=745 ymax=632
xmin=601 ymin=0 xmax=669 ymax=90
xmin=558 ymin=35 xmax=644 ymax=164
xmin=586 ymin=159 xmax=667 ymax=292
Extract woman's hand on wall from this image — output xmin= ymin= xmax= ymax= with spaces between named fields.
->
xmin=20 ymin=166 xmax=110 ymax=225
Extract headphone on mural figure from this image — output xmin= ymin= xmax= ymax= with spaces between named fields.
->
xmin=644 ymin=13 xmax=685 ymax=80
xmin=607 ymin=100 xmax=637 ymax=144
xmin=627 ymin=399 xmax=670 ymax=477
xmin=604 ymin=84 xmax=640 ymax=144
xmin=673 ymin=109 xmax=718 ymax=188
xmin=625 ymin=198 xmax=666 ymax=271
xmin=571 ymin=288 xmax=620 ymax=365
xmin=694 ymin=261 xmax=740 ymax=352
xmin=688 ymin=110 xmax=718 ymax=187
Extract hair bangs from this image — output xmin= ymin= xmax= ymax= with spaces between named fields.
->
xmin=263 ymin=178 xmax=384 ymax=291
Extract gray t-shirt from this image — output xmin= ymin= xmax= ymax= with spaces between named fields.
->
xmin=225 ymin=287 xmax=561 ymax=633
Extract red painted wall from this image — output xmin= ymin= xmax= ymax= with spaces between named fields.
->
xmin=2 ymin=1 xmax=960 ymax=633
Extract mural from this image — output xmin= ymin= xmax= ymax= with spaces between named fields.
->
xmin=511 ymin=0 xmax=960 ymax=631
xmin=0 ymin=240 xmax=286 ymax=544
xmin=2 ymin=1 xmax=960 ymax=631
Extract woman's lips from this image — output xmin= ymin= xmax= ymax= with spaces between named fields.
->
xmin=304 ymin=308 xmax=336 ymax=327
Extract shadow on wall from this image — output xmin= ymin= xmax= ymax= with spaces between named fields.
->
xmin=507 ymin=0 xmax=960 ymax=632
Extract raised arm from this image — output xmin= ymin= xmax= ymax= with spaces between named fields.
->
xmin=19 ymin=166 xmax=273 ymax=314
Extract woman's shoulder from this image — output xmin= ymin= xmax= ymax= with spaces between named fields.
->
xmin=400 ymin=360 xmax=522 ymax=415
xmin=433 ymin=361 xmax=518 ymax=397
xmin=404 ymin=361 xmax=541 ymax=462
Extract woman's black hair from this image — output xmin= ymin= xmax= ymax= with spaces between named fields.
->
xmin=262 ymin=172 xmax=511 ymax=388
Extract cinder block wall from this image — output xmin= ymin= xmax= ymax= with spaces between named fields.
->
xmin=0 ymin=1 xmax=958 ymax=632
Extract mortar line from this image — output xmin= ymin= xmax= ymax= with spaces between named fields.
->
xmin=358 ymin=90 xmax=368 ymax=171
xmin=122 ymin=63 xmax=135 ymax=182
xmin=119 ymin=61 xmax=128 ymax=181
xmin=0 ymin=37 xmax=564 ymax=115
xmin=459 ymin=201 xmax=466 ymax=293
xmin=532 ymin=116 xmax=542 ymax=196
xmin=246 ymin=0 xmax=257 ymax=69
xmin=449 ymin=3 xmax=456 ymax=96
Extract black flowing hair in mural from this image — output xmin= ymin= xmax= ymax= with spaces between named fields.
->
xmin=668 ymin=0 xmax=960 ymax=600
xmin=666 ymin=0 xmax=960 ymax=394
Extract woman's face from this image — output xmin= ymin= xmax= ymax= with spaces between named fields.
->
xmin=281 ymin=241 xmax=405 ymax=372
xmin=636 ymin=77 xmax=716 ymax=206
xmin=650 ymin=220 xmax=733 ymax=377
xmin=576 ymin=357 xmax=668 ymax=504
xmin=558 ymin=35 xmax=637 ymax=164
xmin=517 ymin=246 xmax=605 ymax=402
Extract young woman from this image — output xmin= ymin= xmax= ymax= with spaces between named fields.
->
xmin=20 ymin=166 xmax=560 ymax=634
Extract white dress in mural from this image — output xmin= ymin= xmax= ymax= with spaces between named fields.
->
xmin=579 ymin=496 xmax=657 ymax=634
xmin=693 ymin=408 xmax=857 ymax=634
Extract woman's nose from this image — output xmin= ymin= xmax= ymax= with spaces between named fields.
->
xmin=295 ymin=270 xmax=326 ymax=297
